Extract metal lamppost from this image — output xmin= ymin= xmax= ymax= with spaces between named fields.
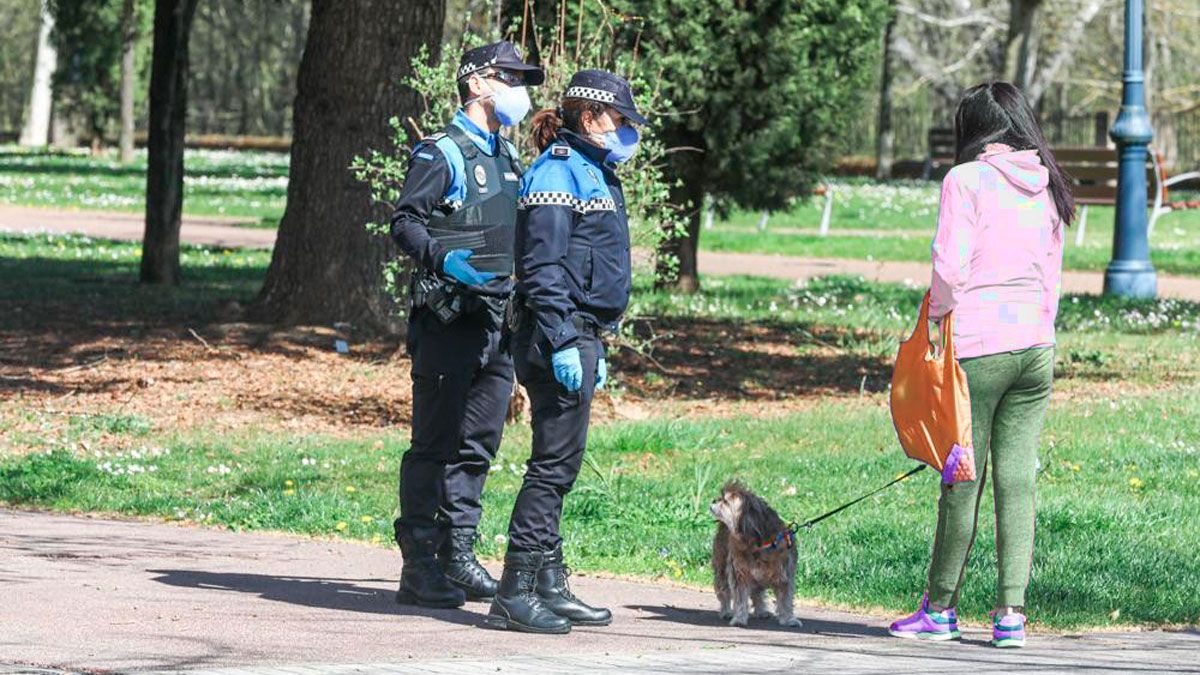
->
xmin=1104 ymin=0 xmax=1157 ymax=298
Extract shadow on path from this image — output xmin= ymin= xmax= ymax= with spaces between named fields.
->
xmin=148 ymin=569 xmax=484 ymax=627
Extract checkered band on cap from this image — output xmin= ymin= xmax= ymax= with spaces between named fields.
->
xmin=564 ymin=86 xmax=617 ymax=104
xmin=457 ymin=57 xmax=498 ymax=80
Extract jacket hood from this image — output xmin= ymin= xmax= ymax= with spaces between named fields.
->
xmin=979 ymin=145 xmax=1049 ymax=195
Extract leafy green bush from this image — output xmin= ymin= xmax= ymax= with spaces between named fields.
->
xmin=351 ymin=13 xmax=685 ymax=308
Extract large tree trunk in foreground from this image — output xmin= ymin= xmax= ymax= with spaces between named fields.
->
xmin=252 ymin=0 xmax=445 ymax=333
xmin=141 ymin=0 xmax=200 ymax=285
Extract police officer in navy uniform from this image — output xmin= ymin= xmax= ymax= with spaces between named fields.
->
xmin=389 ymin=41 xmax=543 ymax=609
xmin=485 ymin=70 xmax=645 ymax=634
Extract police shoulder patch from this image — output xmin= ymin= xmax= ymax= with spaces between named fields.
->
xmin=550 ymin=145 xmax=571 ymax=159
xmin=423 ymin=132 xmax=448 ymax=144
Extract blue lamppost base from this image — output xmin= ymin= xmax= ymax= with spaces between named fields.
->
xmin=1104 ymin=259 xmax=1157 ymax=298
xmin=1105 ymin=0 xmax=1157 ymax=300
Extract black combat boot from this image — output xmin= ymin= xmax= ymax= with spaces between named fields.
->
xmin=396 ymin=525 xmax=466 ymax=608
xmin=485 ymin=550 xmax=571 ymax=634
xmin=536 ymin=545 xmax=612 ymax=626
xmin=439 ymin=527 xmax=499 ymax=601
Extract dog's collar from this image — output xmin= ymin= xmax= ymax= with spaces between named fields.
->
xmin=755 ymin=528 xmax=795 ymax=553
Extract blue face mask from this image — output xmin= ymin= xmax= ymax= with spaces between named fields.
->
xmin=491 ymin=85 xmax=532 ymax=127
xmin=472 ymin=80 xmax=532 ymax=127
xmin=600 ymin=124 xmax=640 ymax=164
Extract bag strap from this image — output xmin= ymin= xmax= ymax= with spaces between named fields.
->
xmin=941 ymin=305 xmax=956 ymax=363
xmin=909 ymin=292 xmax=932 ymax=342
xmin=914 ymin=291 xmax=956 ymax=361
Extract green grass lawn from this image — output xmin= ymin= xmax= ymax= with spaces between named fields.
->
xmin=629 ymin=274 xmax=1200 ymax=389
xmin=0 ymin=146 xmax=287 ymax=226
xmin=3 ymin=389 xmax=1197 ymax=630
xmin=704 ymin=179 xmax=1200 ymax=276
xmin=0 ymin=232 xmax=269 ymax=327
xmin=2 ymin=231 xmax=1199 ymax=629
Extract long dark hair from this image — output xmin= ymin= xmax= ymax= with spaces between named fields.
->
xmin=954 ymin=82 xmax=1075 ymax=226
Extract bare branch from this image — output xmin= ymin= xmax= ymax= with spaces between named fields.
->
xmin=893 ymin=24 xmax=999 ymax=102
xmin=1027 ymin=0 xmax=1110 ymax=104
xmin=896 ymin=3 xmax=1003 ymax=30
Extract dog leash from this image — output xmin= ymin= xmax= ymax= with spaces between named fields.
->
xmin=788 ymin=464 xmax=927 ymax=532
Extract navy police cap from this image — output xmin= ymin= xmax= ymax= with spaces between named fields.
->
xmin=564 ymin=69 xmax=647 ymax=126
xmin=456 ymin=41 xmax=544 ymax=86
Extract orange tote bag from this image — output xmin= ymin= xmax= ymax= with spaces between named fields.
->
xmin=890 ymin=292 xmax=976 ymax=484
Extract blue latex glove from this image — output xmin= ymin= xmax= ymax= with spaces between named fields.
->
xmin=552 ymin=347 xmax=583 ymax=392
xmin=596 ymin=356 xmax=607 ymax=389
xmin=442 ymin=249 xmax=497 ymax=286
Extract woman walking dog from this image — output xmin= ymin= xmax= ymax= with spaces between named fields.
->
xmin=889 ymin=82 xmax=1074 ymax=648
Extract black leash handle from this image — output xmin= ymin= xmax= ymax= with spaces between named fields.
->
xmin=790 ymin=464 xmax=927 ymax=532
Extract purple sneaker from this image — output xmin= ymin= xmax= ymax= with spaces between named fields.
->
xmin=888 ymin=594 xmax=961 ymax=641
xmin=991 ymin=610 xmax=1027 ymax=648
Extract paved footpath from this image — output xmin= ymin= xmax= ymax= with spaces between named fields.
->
xmin=1 ymin=509 xmax=1196 ymax=674
xmin=4 ymin=204 xmax=1200 ymax=301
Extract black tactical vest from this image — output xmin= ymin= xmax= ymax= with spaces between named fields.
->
xmin=425 ymin=124 xmax=522 ymax=277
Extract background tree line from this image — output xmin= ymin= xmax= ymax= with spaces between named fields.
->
xmin=0 ymin=0 xmax=307 ymax=147
xmin=5 ymin=1 xmax=1199 ymax=164
xmin=1 ymin=0 xmax=1198 ymax=332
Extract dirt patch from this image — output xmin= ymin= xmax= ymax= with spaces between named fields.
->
xmin=1 ymin=308 xmax=890 ymax=449
xmin=4 ymin=304 xmax=1185 ymax=454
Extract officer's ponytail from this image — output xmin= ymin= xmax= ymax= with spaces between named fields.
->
xmin=530 ymin=99 xmax=611 ymax=153
xmin=530 ymin=107 xmax=564 ymax=153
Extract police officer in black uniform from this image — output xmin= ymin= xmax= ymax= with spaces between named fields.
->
xmin=389 ymin=41 xmax=543 ymax=609
xmin=485 ymin=70 xmax=645 ymax=634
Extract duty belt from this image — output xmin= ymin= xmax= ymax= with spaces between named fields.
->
xmin=412 ymin=270 xmax=508 ymax=326
xmin=506 ymin=299 xmax=607 ymax=337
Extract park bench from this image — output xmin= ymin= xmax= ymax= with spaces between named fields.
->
xmin=131 ymin=131 xmax=291 ymax=152
xmin=923 ymin=127 xmax=956 ymax=180
xmin=1055 ymin=146 xmax=1200 ymax=244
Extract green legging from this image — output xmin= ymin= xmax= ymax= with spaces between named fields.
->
xmin=926 ymin=346 xmax=1055 ymax=610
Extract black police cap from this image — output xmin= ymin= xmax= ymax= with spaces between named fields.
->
xmin=456 ymin=41 xmax=544 ymax=86
xmin=563 ymin=69 xmax=647 ymax=126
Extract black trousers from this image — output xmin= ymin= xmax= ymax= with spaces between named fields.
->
xmin=396 ymin=309 xmax=514 ymax=537
xmin=505 ymin=327 xmax=602 ymax=552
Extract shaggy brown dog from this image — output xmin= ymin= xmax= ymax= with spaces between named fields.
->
xmin=710 ymin=481 xmax=803 ymax=628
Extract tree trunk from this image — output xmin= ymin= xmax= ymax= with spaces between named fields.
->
xmin=141 ymin=0 xmax=200 ymax=285
xmin=19 ymin=0 xmax=55 ymax=147
xmin=1146 ymin=16 xmax=1177 ymax=168
xmin=251 ymin=0 xmax=446 ymax=333
xmin=656 ymin=173 xmax=704 ymax=294
xmin=118 ymin=0 xmax=137 ymax=164
xmin=875 ymin=2 xmax=898 ymax=180
xmin=1003 ymin=0 xmax=1043 ymax=91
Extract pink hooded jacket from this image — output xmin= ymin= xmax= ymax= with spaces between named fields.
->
xmin=928 ymin=145 xmax=1065 ymax=359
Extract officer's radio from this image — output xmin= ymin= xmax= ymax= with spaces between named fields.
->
xmin=412 ymin=272 xmax=464 ymax=324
